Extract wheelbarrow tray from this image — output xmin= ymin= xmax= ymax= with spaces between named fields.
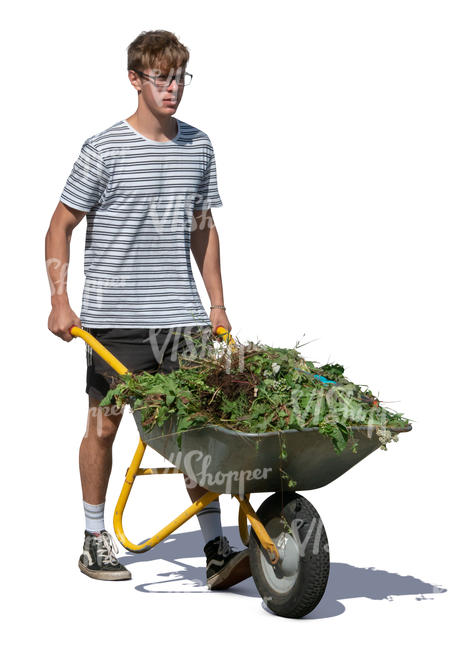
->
xmin=132 ymin=408 xmax=411 ymax=494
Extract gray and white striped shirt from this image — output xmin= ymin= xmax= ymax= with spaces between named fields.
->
xmin=60 ymin=118 xmax=223 ymax=328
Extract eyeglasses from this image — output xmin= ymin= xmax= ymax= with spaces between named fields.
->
xmin=132 ymin=69 xmax=193 ymax=88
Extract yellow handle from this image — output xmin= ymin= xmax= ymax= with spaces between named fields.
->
xmin=215 ymin=326 xmax=237 ymax=349
xmin=69 ymin=325 xmax=236 ymax=374
xmin=69 ymin=326 xmax=130 ymax=375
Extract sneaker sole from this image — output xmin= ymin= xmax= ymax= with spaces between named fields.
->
xmin=208 ymin=549 xmax=251 ymax=590
xmin=78 ymin=560 xmax=132 ymax=581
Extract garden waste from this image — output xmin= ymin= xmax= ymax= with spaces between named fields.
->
xmin=99 ymin=332 xmax=411 ymax=457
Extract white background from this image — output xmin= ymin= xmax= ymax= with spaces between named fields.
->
xmin=2 ymin=0 xmax=466 ymax=647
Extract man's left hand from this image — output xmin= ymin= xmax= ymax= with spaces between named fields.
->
xmin=210 ymin=309 xmax=232 ymax=337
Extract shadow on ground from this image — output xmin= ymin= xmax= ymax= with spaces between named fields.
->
xmin=119 ymin=525 xmax=446 ymax=618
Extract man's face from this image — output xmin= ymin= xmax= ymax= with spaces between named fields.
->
xmin=138 ymin=62 xmax=186 ymax=114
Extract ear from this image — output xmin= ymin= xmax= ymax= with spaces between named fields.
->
xmin=128 ymin=69 xmax=142 ymax=93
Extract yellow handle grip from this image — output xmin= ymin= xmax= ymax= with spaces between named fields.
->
xmin=215 ymin=326 xmax=236 ymax=349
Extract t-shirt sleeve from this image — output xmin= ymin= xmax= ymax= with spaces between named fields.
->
xmin=60 ymin=140 xmax=109 ymax=212
xmin=195 ymin=144 xmax=223 ymax=210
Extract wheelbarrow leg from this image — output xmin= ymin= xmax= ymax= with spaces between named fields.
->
xmin=113 ymin=438 xmax=221 ymax=553
xmin=238 ymin=493 xmax=251 ymax=546
xmin=235 ymin=494 xmax=280 ymax=564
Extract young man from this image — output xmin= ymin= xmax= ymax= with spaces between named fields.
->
xmin=45 ymin=30 xmax=251 ymax=590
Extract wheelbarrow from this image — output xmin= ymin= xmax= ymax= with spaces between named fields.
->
xmin=70 ymin=325 xmax=412 ymax=618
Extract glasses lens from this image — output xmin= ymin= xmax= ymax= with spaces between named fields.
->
xmin=153 ymin=72 xmax=191 ymax=88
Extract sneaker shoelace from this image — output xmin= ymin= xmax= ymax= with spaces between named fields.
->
xmin=96 ymin=531 xmax=120 ymax=567
xmin=216 ymin=536 xmax=232 ymax=557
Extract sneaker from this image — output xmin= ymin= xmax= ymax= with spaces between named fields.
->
xmin=204 ymin=535 xmax=251 ymax=590
xmin=78 ymin=529 xmax=131 ymax=581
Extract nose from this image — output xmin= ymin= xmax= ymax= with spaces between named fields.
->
xmin=167 ymin=76 xmax=180 ymax=90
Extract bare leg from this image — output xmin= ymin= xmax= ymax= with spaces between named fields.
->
xmin=79 ymin=396 xmax=125 ymax=504
xmin=183 ymin=474 xmax=218 ymax=503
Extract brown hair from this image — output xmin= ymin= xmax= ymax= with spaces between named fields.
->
xmin=127 ymin=30 xmax=190 ymax=74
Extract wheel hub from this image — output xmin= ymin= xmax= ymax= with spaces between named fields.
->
xmin=260 ymin=518 xmax=301 ymax=593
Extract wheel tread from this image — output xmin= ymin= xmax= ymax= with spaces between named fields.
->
xmin=249 ymin=491 xmax=330 ymax=618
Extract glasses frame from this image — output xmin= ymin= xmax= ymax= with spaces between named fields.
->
xmin=132 ymin=69 xmax=193 ymax=88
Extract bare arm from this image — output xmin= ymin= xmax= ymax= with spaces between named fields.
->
xmin=191 ymin=208 xmax=231 ymax=335
xmin=45 ymin=201 xmax=85 ymax=341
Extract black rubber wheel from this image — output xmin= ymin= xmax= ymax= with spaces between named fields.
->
xmin=249 ymin=491 xmax=330 ymax=618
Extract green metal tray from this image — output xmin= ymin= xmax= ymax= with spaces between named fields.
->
xmin=132 ymin=407 xmax=411 ymax=495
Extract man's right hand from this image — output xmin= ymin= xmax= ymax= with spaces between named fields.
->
xmin=48 ymin=298 xmax=81 ymax=342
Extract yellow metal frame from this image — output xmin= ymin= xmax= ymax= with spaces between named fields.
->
xmin=70 ymin=325 xmax=280 ymax=563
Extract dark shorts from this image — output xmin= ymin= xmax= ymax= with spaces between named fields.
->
xmin=82 ymin=326 xmax=212 ymax=403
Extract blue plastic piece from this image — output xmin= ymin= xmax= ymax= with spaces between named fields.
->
xmin=313 ymin=374 xmax=336 ymax=385
xmin=295 ymin=368 xmax=337 ymax=385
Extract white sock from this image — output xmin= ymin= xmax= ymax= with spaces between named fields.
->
xmin=196 ymin=498 xmax=223 ymax=545
xmin=83 ymin=500 xmax=105 ymax=533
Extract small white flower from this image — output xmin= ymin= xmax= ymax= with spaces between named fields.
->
xmin=272 ymin=363 xmax=281 ymax=375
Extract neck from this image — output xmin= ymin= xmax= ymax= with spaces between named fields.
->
xmin=125 ymin=104 xmax=177 ymax=142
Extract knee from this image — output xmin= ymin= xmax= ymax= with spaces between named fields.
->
xmin=85 ymin=421 xmax=118 ymax=445
xmin=96 ymin=423 xmax=118 ymax=443
xmin=86 ymin=404 xmax=123 ymax=443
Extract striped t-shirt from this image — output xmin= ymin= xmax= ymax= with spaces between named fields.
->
xmin=60 ymin=118 xmax=223 ymax=328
